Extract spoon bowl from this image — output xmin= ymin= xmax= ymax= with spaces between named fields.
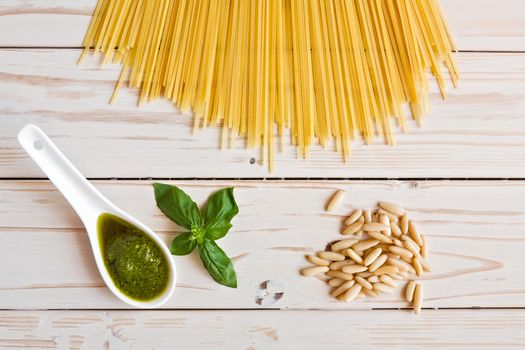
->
xmin=17 ymin=124 xmax=176 ymax=308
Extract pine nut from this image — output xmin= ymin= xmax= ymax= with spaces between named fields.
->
xmin=368 ymin=254 xmax=388 ymax=272
xmin=325 ymin=271 xmax=354 ymax=280
xmin=403 ymin=235 xmax=420 ymax=248
xmin=389 ymin=246 xmax=414 ymax=259
xmin=306 ymin=255 xmax=330 ymax=266
xmin=373 ymin=266 xmax=400 ymax=275
xmin=336 ymin=294 xmax=346 ymax=302
xmin=357 ymin=272 xmax=373 ymax=278
xmin=367 ymin=231 xmax=394 ymax=244
xmin=386 ymin=253 xmax=400 ymax=259
xmin=373 ymin=282 xmax=395 ymax=294
xmin=331 ymin=238 xmax=359 ymax=251
xmin=372 ymin=213 xmax=379 ymax=222
xmin=421 ymin=260 xmax=432 ymax=272
xmin=405 ymin=280 xmax=416 ymax=302
xmin=400 ymin=214 xmax=409 ymax=235
xmin=387 ymin=257 xmax=410 ymax=272
xmin=393 ymin=239 xmax=403 ymax=247
xmin=354 ymin=249 xmax=365 ymax=257
xmin=379 ymin=214 xmax=392 ymax=236
xmin=388 ymin=273 xmax=404 ymax=280
xmin=391 ymin=223 xmax=402 ymax=237
xmin=398 ymin=271 xmax=409 ymax=279
xmin=413 ymin=284 xmax=423 ymax=315
xmin=353 ymin=239 xmax=380 ymax=251
xmin=400 ymin=255 xmax=413 ymax=264
xmin=356 ymin=292 xmax=366 ymax=300
xmin=362 ymin=288 xmax=380 ymax=298
xmin=342 ymin=265 xmax=368 ymax=274
xmin=363 ymin=247 xmax=383 ymax=266
xmin=301 ymin=266 xmax=329 ymax=277
xmin=355 ymin=230 xmax=364 ymax=239
xmin=379 ymin=275 xmax=397 ymax=288
xmin=330 ymin=260 xmax=354 ymax=271
xmin=331 ymin=280 xmax=355 ymax=297
xmin=326 ymin=190 xmax=345 ymax=212
xmin=318 ymin=251 xmax=346 ymax=261
xmin=364 ymin=209 xmax=372 ymax=223
xmin=374 ymin=243 xmax=391 ymax=252
xmin=367 ymin=275 xmax=380 ymax=283
xmin=408 ymin=220 xmax=424 ymax=246
xmin=363 ymin=223 xmax=388 ymax=232
xmin=343 ymin=220 xmax=364 ymax=235
xmin=345 ymin=248 xmax=363 ymax=264
xmin=403 ymin=239 xmax=421 ymax=257
xmin=355 ymin=275 xmax=373 ymax=290
xmin=421 ymin=235 xmax=428 ymax=258
xmin=328 ymin=278 xmax=345 ymax=287
xmin=341 ymin=283 xmax=362 ymax=302
xmin=345 ymin=209 xmax=363 ymax=225
xmin=379 ymin=201 xmax=405 ymax=216
xmin=377 ymin=208 xmax=399 ymax=223
xmin=413 ymin=257 xmax=424 ymax=276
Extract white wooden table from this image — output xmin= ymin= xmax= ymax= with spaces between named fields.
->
xmin=1 ymin=1 xmax=525 ymax=349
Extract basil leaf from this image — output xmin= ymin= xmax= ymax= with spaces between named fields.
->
xmin=203 ymin=187 xmax=238 ymax=224
xmin=204 ymin=218 xmax=233 ymax=241
xmin=198 ymin=240 xmax=237 ymax=288
xmin=154 ymin=183 xmax=202 ymax=229
xmin=170 ymin=232 xmax=197 ymax=256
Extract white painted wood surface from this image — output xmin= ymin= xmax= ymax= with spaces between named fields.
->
xmin=1 ymin=180 xmax=524 ymax=309
xmin=1 ymin=0 xmax=524 ymax=51
xmin=1 ymin=0 xmax=524 ymax=348
xmin=1 ymin=309 xmax=524 ymax=349
xmin=1 ymin=50 xmax=524 ymax=178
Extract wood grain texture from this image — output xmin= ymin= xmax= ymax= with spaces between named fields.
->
xmin=0 ymin=1 xmax=524 ymax=51
xmin=0 ymin=309 xmax=524 ymax=349
xmin=0 ymin=180 xmax=524 ymax=309
xmin=1 ymin=1 xmax=523 ymax=346
xmin=1 ymin=49 xmax=524 ymax=178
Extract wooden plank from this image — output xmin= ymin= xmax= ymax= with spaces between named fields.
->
xmin=0 ymin=309 xmax=524 ymax=349
xmin=1 ymin=50 xmax=525 ymax=178
xmin=440 ymin=0 xmax=525 ymax=52
xmin=0 ymin=180 xmax=524 ymax=309
xmin=0 ymin=1 xmax=524 ymax=51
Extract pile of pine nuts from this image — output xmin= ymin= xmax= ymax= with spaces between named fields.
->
xmin=301 ymin=190 xmax=429 ymax=315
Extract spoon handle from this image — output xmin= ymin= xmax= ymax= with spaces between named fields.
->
xmin=17 ymin=124 xmax=111 ymax=229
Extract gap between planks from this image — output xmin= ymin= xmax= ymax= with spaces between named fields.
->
xmin=2 ymin=307 xmax=525 ymax=312
xmin=1 ymin=177 xmax=525 ymax=181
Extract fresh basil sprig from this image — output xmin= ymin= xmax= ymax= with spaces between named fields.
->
xmin=153 ymin=183 xmax=238 ymax=288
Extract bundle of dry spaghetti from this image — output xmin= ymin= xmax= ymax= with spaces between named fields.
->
xmin=80 ymin=0 xmax=458 ymax=171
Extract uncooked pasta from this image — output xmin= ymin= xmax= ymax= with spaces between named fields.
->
xmin=80 ymin=0 xmax=459 ymax=171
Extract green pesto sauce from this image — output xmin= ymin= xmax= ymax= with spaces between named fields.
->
xmin=97 ymin=213 xmax=169 ymax=301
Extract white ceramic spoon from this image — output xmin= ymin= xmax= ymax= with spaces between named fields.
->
xmin=17 ymin=124 xmax=176 ymax=308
